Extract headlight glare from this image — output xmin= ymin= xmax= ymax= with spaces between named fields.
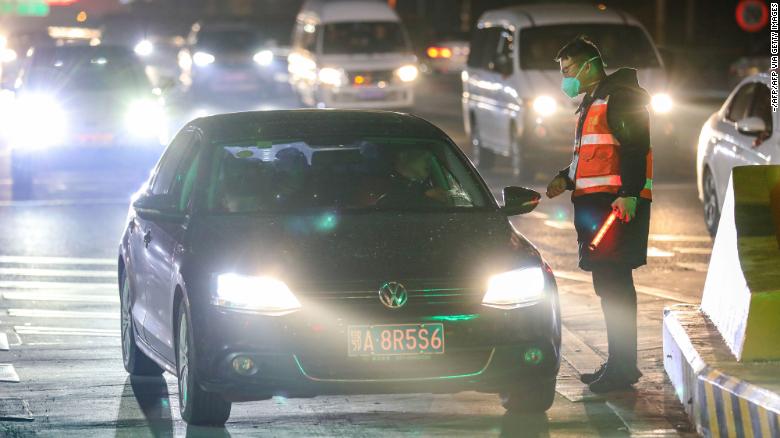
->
xmin=651 ymin=93 xmax=673 ymax=113
xmin=482 ymin=267 xmax=545 ymax=309
xmin=215 ymin=274 xmax=302 ymax=315
xmin=253 ymin=49 xmax=274 ymax=66
xmin=532 ymin=95 xmax=557 ymax=116
xmin=125 ymin=98 xmax=167 ymax=143
xmin=193 ymin=51 xmax=215 ymax=67
xmin=318 ymin=67 xmax=344 ymax=86
xmin=396 ymin=64 xmax=419 ymax=82
xmin=134 ymin=40 xmax=154 ymax=57
xmin=9 ymin=94 xmax=67 ymax=148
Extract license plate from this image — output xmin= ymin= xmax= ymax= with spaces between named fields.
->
xmin=347 ymin=323 xmax=444 ymax=357
xmin=358 ymin=89 xmax=386 ymax=100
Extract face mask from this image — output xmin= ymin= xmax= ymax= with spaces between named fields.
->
xmin=561 ymin=56 xmax=599 ymax=98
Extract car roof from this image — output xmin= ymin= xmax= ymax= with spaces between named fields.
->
xmin=740 ymin=72 xmax=770 ymax=85
xmin=299 ymin=0 xmax=399 ymax=24
xmin=479 ymin=3 xmax=636 ymax=29
xmin=192 ymin=110 xmax=445 ymax=143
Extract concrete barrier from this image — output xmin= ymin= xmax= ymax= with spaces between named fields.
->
xmin=700 ymin=165 xmax=780 ymax=361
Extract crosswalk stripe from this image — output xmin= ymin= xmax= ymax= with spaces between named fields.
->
xmin=0 ymin=268 xmax=115 ymax=278
xmin=13 ymin=326 xmax=120 ymax=337
xmin=0 ymin=281 xmax=115 ymax=290
xmin=554 ymin=270 xmax=694 ymax=303
xmin=0 ymin=256 xmax=116 ymax=266
xmin=673 ymin=247 xmax=712 ymax=255
xmin=676 ymin=262 xmax=709 ymax=272
xmin=2 ymin=291 xmax=118 ymax=303
xmin=649 ymin=234 xmax=711 ymax=243
xmin=7 ymin=309 xmax=118 ymax=319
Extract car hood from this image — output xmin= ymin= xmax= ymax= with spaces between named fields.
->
xmin=187 ymin=211 xmax=541 ymax=288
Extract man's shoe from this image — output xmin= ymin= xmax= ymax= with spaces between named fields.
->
xmin=579 ymin=363 xmax=607 ymax=385
xmin=588 ymin=372 xmax=635 ymax=394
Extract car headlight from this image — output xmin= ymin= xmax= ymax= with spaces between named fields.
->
xmin=532 ymin=95 xmax=557 ymax=117
xmin=134 ymin=40 xmax=154 ymax=57
xmin=9 ymin=94 xmax=67 ymax=148
xmin=193 ymin=51 xmax=215 ymax=67
xmin=253 ymin=49 xmax=274 ymax=66
xmin=318 ymin=67 xmax=344 ymax=86
xmin=651 ymin=93 xmax=673 ymax=114
xmin=482 ymin=267 xmax=545 ymax=309
xmin=125 ymin=98 xmax=167 ymax=143
xmin=215 ymin=274 xmax=302 ymax=315
xmin=396 ymin=64 xmax=419 ymax=82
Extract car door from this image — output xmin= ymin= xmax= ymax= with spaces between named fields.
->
xmin=711 ymin=82 xmax=755 ymax=201
xmin=490 ymin=26 xmax=517 ymax=155
xmin=469 ymin=27 xmax=503 ymax=149
xmin=735 ymin=82 xmax=776 ymax=167
xmin=136 ymin=129 xmax=195 ymax=358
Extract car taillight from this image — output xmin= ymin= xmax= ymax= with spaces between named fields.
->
xmin=426 ymin=47 xmax=452 ymax=59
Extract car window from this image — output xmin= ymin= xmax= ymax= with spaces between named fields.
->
xmin=170 ymin=140 xmax=203 ymax=212
xmin=726 ymin=83 xmax=756 ymax=122
xmin=467 ymin=27 xmax=500 ymax=69
xmin=205 ymin=136 xmax=489 ymax=214
xmin=321 ymin=22 xmax=408 ymax=55
xmin=749 ymin=83 xmax=772 ymax=135
xmin=151 ymin=131 xmax=194 ymax=195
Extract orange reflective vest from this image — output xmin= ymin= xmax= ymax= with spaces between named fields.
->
xmin=569 ymin=97 xmax=653 ymax=200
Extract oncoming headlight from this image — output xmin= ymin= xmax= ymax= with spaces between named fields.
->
xmin=125 ymin=99 xmax=167 ymax=143
xmin=396 ymin=64 xmax=419 ymax=82
xmin=193 ymin=51 xmax=215 ymax=67
xmin=532 ymin=95 xmax=557 ymax=117
xmin=482 ymin=267 xmax=545 ymax=309
xmin=651 ymin=93 xmax=673 ymax=114
xmin=253 ymin=49 xmax=274 ymax=66
xmin=318 ymin=67 xmax=344 ymax=86
xmin=10 ymin=94 xmax=67 ymax=148
xmin=215 ymin=274 xmax=302 ymax=315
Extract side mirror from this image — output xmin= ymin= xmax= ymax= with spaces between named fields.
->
xmin=736 ymin=116 xmax=767 ymax=136
xmin=501 ymin=186 xmax=541 ymax=216
xmin=133 ymin=194 xmax=186 ymax=222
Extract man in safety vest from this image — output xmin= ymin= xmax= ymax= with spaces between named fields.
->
xmin=546 ymin=36 xmax=652 ymax=393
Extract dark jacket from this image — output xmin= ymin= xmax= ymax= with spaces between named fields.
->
xmin=562 ymin=68 xmax=652 ymax=271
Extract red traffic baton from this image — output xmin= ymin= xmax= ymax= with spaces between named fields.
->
xmin=589 ymin=210 xmax=619 ymax=251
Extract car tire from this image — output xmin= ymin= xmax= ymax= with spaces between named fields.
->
xmin=500 ymin=377 xmax=556 ymax=413
xmin=11 ymin=157 xmax=33 ymax=200
xmin=702 ymin=168 xmax=720 ymax=237
xmin=470 ymin=116 xmax=494 ymax=170
xmin=120 ymin=274 xmax=164 ymax=376
xmin=176 ymin=300 xmax=232 ymax=426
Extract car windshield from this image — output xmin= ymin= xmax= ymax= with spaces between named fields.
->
xmin=206 ymin=136 xmax=489 ymax=214
xmin=519 ymin=24 xmax=660 ymax=69
xmin=322 ymin=22 xmax=408 ymax=55
xmin=25 ymin=47 xmax=149 ymax=91
xmin=197 ymin=27 xmax=287 ymax=50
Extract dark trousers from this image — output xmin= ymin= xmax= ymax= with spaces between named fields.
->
xmin=591 ymin=265 xmax=641 ymax=379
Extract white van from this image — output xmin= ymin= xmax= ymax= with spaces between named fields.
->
xmin=288 ymin=0 xmax=418 ymax=109
xmin=462 ymin=3 xmax=671 ymax=177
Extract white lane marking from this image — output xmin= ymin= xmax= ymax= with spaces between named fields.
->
xmin=554 ymin=270 xmax=694 ymax=303
xmin=0 ymin=333 xmax=8 ymax=351
xmin=0 ymin=268 xmax=115 ymax=278
xmin=525 ymin=211 xmax=549 ymax=219
xmin=0 ymin=256 xmax=115 ymax=266
xmin=0 ymin=281 xmax=115 ymax=290
xmin=673 ymin=247 xmax=712 ymax=255
xmin=649 ymin=234 xmax=711 ymax=243
xmin=14 ymin=326 xmax=120 ymax=337
xmin=7 ymin=309 xmax=118 ymax=319
xmin=2 ymin=291 xmax=118 ymax=303
xmin=647 ymin=247 xmax=675 ymax=257
xmin=676 ymin=262 xmax=709 ymax=272
xmin=544 ymin=220 xmax=576 ymax=230
xmin=0 ymin=364 xmax=20 ymax=383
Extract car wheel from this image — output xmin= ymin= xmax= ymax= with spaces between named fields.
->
xmin=176 ymin=299 xmax=232 ymax=426
xmin=120 ymin=274 xmax=164 ymax=376
xmin=702 ymin=168 xmax=720 ymax=237
xmin=11 ymin=157 xmax=33 ymax=200
xmin=470 ymin=116 xmax=494 ymax=170
xmin=500 ymin=378 xmax=556 ymax=413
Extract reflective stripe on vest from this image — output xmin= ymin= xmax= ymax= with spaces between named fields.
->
xmin=580 ymin=133 xmax=621 ymax=147
xmin=575 ymin=174 xmax=622 ymax=190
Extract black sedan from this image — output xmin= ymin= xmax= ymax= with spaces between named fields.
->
xmin=118 ymin=110 xmax=561 ymax=426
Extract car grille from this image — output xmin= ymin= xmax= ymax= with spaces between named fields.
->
xmin=346 ymin=69 xmax=395 ymax=85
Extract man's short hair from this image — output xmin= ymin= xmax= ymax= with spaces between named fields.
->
xmin=555 ymin=36 xmax=605 ymax=69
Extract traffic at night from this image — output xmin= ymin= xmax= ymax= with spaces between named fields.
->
xmin=0 ymin=0 xmax=777 ymax=436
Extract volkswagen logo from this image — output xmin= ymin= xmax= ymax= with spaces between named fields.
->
xmin=378 ymin=282 xmax=408 ymax=309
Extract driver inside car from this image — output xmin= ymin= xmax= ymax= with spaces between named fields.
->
xmin=377 ymin=148 xmax=450 ymax=208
